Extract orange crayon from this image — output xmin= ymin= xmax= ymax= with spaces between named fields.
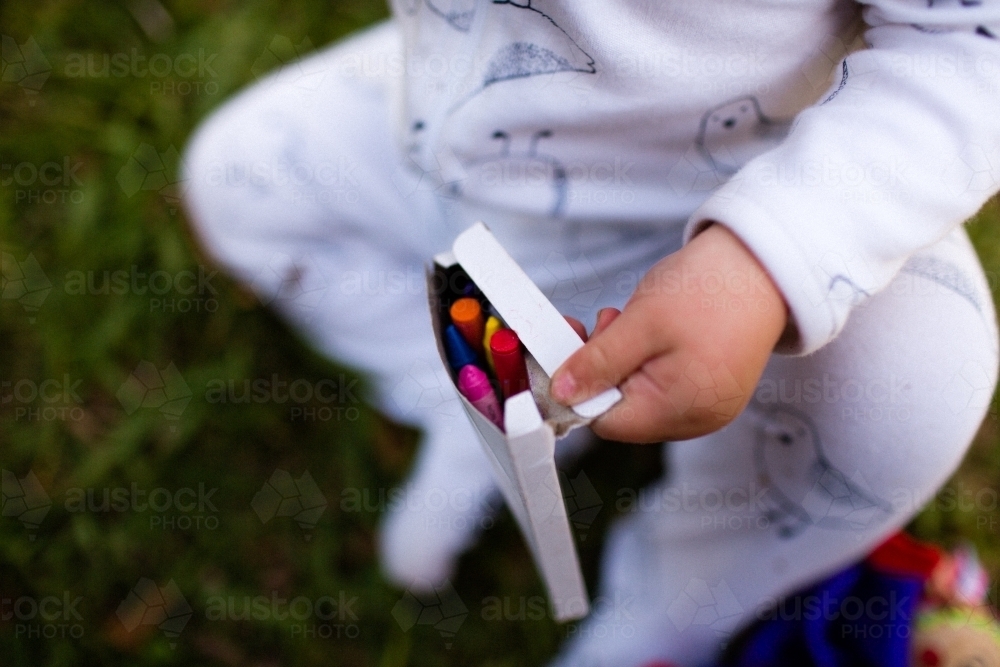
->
xmin=450 ymin=297 xmax=485 ymax=350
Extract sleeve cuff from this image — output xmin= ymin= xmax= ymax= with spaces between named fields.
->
xmin=683 ymin=193 xmax=841 ymax=356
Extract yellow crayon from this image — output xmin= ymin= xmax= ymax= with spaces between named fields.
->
xmin=483 ymin=316 xmax=503 ymax=372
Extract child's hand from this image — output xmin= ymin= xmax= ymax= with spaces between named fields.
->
xmin=552 ymin=224 xmax=789 ymax=443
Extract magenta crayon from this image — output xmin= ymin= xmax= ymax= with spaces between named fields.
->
xmin=457 ymin=364 xmax=504 ymax=430
xmin=490 ymin=329 xmax=530 ymax=399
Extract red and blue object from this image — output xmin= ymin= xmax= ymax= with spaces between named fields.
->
xmin=711 ymin=533 xmax=946 ymax=667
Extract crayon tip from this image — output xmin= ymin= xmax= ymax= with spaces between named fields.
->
xmin=450 ymin=297 xmax=481 ymax=323
xmin=490 ymin=329 xmax=530 ymax=399
xmin=444 ymin=324 xmax=478 ymax=371
xmin=483 ymin=316 xmax=503 ymax=372
xmin=451 ymin=297 xmax=485 ymax=350
xmin=458 ymin=364 xmax=493 ymax=401
xmin=489 ymin=328 xmax=520 ymax=355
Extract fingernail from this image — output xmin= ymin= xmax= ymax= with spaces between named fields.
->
xmin=551 ymin=371 xmax=577 ymax=403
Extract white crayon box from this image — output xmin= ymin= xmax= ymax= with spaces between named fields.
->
xmin=426 ymin=222 xmax=622 ymax=622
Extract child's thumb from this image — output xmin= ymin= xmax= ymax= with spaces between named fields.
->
xmin=550 ymin=309 xmax=657 ymax=406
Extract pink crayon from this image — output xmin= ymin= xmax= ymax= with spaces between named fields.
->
xmin=457 ymin=364 xmax=504 ymax=431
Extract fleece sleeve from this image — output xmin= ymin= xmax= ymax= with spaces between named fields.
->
xmin=684 ymin=0 xmax=1000 ymax=355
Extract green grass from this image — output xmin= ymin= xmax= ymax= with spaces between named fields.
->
xmin=1 ymin=2 xmax=999 ymax=665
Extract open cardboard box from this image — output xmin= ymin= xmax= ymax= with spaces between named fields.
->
xmin=427 ymin=222 xmax=622 ymax=622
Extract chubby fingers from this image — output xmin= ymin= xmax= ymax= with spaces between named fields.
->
xmin=588 ymin=353 xmax=748 ymax=443
xmin=564 ymin=309 xmax=620 ymax=343
xmin=564 ymin=316 xmax=588 ymax=342
xmin=550 ymin=305 xmax=664 ymax=406
xmin=593 ymin=307 xmax=620 ymax=336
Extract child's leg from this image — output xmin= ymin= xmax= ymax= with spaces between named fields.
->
xmin=551 ymin=228 xmax=998 ymax=667
xmin=181 ymin=20 xmax=682 ymax=589
xmin=182 ymin=22 xmax=505 ymax=588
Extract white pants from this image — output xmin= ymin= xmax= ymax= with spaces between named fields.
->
xmin=182 ymin=22 xmax=999 ymax=667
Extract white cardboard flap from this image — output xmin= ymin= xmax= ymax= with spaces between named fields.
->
xmin=450 ymin=389 xmax=590 ymax=621
xmin=462 ymin=396 xmax=535 ymax=549
xmin=503 ymin=392 xmax=589 ymax=621
xmin=453 ymin=222 xmax=622 ymax=420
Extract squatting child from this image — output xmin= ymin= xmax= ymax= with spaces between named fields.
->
xmin=182 ymin=1 xmax=1000 ymax=664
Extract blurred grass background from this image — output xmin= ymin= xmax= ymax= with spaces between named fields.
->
xmin=0 ymin=1 xmax=998 ymax=665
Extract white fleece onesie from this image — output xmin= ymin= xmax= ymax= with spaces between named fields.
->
xmin=181 ymin=1 xmax=1000 ymax=664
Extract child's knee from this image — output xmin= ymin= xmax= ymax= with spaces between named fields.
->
xmin=181 ymin=105 xmax=260 ymax=269
xmin=813 ymin=258 xmax=998 ymax=515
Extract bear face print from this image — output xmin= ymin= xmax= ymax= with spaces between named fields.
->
xmin=450 ymin=129 xmax=567 ymax=217
xmin=751 ymin=404 xmax=890 ymax=538
xmin=695 ymin=96 xmax=791 ymax=175
xmin=918 ymin=0 xmax=996 ymax=39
